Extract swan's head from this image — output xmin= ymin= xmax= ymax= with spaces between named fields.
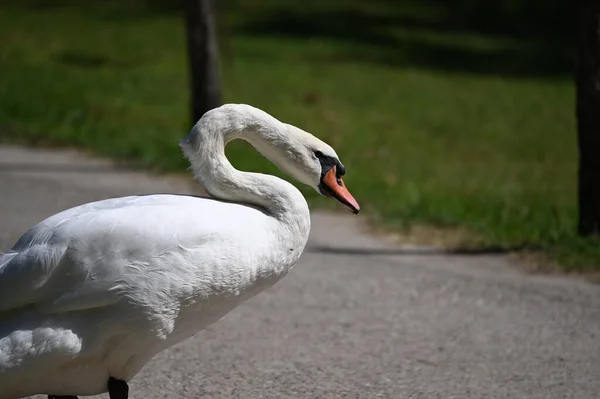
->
xmin=183 ymin=103 xmax=360 ymax=214
xmin=268 ymin=124 xmax=360 ymax=214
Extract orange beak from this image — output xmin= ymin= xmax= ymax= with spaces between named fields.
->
xmin=322 ymin=166 xmax=360 ymax=214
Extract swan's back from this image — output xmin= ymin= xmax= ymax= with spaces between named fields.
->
xmin=0 ymin=194 xmax=280 ymax=314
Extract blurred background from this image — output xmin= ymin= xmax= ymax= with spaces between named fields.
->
xmin=0 ymin=0 xmax=597 ymax=270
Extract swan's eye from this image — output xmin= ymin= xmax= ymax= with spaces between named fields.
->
xmin=314 ymin=150 xmax=324 ymax=158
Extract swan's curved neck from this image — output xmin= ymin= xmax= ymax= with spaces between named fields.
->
xmin=179 ymin=105 xmax=310 ymax=239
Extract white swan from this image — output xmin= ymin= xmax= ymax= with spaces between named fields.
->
xmin=0 ymin=104 xmax=359 ymax=399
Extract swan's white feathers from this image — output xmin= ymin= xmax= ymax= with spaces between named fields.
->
xmin=0 ymin=194 xmax=282 ymax=396
xmin=0 ymin=194 xmax=275 ymax=315
xmin=0 ymin=104 xmax=328 ymax=398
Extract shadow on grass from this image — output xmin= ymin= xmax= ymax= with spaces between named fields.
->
xmin=1 ymin=0 xmax=573 ymax=77
xmin=0 ymin=162 xmax=126 ymax=173
xmin=232 ymin=1 xmax=573 ymax=77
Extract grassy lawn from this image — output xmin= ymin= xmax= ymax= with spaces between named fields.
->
xmin=1 ymin=0 xmax=598 ymax=271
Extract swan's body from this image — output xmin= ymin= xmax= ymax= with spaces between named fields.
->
xmin=0 ymin=104 xmax=359 ymax=398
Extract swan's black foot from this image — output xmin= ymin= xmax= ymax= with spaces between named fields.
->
xmin=108 ymin=376 xmax=129 ymax=399
xmin=48 ymin=396 xmax=78 ymax=399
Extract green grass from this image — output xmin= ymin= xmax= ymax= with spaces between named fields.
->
xmin=1 ymin=0 xmax=598 ymax=271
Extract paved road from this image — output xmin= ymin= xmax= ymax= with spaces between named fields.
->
xmin=1 ymin=145 xmax=599 ymax=399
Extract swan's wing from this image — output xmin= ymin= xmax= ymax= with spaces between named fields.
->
xmin=0 ymin=194 xmax=270 ymax=314
xmin=0 ymin=245 xmax=99 ymax=313
xmin=0 ymin=248 xmax=125 ymax=314
xmin=0 ymin=196 xmax=143 ymax=313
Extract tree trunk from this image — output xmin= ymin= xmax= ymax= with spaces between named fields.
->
xmin=184 ymin=0 xmax=221 ymax=127
xmin=576 ymin=0 xmax=600 ymax=236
